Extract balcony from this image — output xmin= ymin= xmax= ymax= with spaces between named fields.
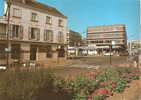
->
xmin=0 ymin=33 xmax=22 ymax=41
xmin=0 ymin=33 xmax=6 ymax=40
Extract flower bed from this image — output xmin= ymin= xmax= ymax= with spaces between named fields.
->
xmin=53 ymin=67 xmax=141 ymax=100
xmin=0 ymin=67 xmax=140 ymax=100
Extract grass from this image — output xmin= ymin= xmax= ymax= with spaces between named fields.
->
xmin=0 ymin=69 xmax=72 ymax=100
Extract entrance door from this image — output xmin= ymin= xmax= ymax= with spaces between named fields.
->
xmin=11 ymin=44 xmax=21 ymax=60
xmin=30 ymin=45 xmax=37 ymax=60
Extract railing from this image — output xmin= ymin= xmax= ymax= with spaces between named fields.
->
xmin=0 ymin=33 xmax=21 ymax=40
xmin=0 ymin=33 xmax=6 ymax=40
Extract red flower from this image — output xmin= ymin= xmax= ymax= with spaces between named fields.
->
xmin=129 ymin=73 xmax=136 ymax=76
xmin=100 ymin=82 xmax=106 ymax=87
xmin=89 ymin=73 xmax=98 ymax=78
xmin=87 ymin=95 xmax=92 ymax=100
xmin=80 ymin=89 xmax=85 ymax=94
xmin=133 ymin=69 xmax=141 ymax=73
xmin=94 ymin=88 xmax=110 ymax=96
xmin=111 ymin=83 xmax=117 ymax=88
xmin=108 ymin=80 xmax=113 ymax=83
xmin=108 ymin=91 xmax=113 ymax=96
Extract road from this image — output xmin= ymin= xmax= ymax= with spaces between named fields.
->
xmin=48 ymin=56 xmax=129 ymax=76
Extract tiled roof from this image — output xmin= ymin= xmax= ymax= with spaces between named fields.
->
xmin=10 ymin=0 xmax=67 ymax=18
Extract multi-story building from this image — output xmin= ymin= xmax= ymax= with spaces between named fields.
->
xmin=87 ymin=24 xmax=127 ymax=55
xmin=67 ymin=30 xmax=82 ymax=47
xmin=0 ymin=0 xmax=67 ymax=65
xmin=128 ymin=40 xmax=141 ymax=55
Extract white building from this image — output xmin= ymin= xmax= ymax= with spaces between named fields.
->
xmin=0 ymin=0 xmax=67 ymax=65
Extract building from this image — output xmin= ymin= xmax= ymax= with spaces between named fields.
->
xmin=0 ymin=0 xmax=67 ymax=66
xmin=87 ymin=24 xmax=127 ymax=55
xmin=128 ymin=40 xmax=141 ymax=55
xmin=67 ymin=30 xmax=83 ymax=47
xmin=67 ymin=30 xmax=82 ymax=56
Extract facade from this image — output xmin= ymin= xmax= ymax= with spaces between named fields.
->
xmin=128 ymin=40 xmax=141 ymax=55
xmin=87 ymin=24 xmax=127 ymax=55
xmin=67 ymin=30 xmax=82 ymax=47
xmin=0 ymin=0 xmax=67 ymax=65
xmin=67 ymin=30 xmax=82 ymax=57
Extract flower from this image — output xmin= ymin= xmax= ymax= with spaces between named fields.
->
xmin=100 ymin=82 xmax=106 ymax=87
xmin=93 ymin=88 xmax=110 ymax=96
xmin=87 ymin=95 xmax=92 ymax=100
xmin=80 ymin=89 xmax=85 ymax=94
xmin=108 ymin=80 xmax=113 ymax=83
xmin=111 ymin=83 xmax=117 ymax=88
xmin=133 ymin=69 xmax=141 ymax=73
xmin=89 ymin=73 xmax=98 ymax=78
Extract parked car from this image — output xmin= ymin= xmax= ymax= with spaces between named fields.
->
xmin=104 ymin=53 xmax=113 ymax=56
xmin=0 ymin=65 xmax=7 ymax=71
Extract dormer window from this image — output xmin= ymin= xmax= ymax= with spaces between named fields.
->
xmin=31 ymin=13 xmax=38 ymax=22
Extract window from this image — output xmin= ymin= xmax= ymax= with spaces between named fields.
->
xmin=58 ymin=19 xmax=64 ymax=27
xmin=46 ymin=46 xmax=52 ymax=58
xmin=0 ymin=44 xmax=6 ymax=59
xmin=11 ymin=25 xmax=23 ymax=39
xmin=11 ymin=44 xmax=20 ymax=59
xmin=31 ymin=13 xmax=38 ymax=22
xmin=12 ymin=25 xmax=19 ymax=38
xmin=31 ymin=28 xmax=36 ymax=39
xmin=13 ymin=8 xmax=21 ymax=18
xmin=29 ymin=27 xmax=40 ymax=40
xmin=58 ymin=31 xmax=64 ymax=43
xmin=58 ymin=46 xmax=65 ymax=57
xmin=44 ymin=30 xmax=53 ymax=42
xmin=46 ymin=16 xmax=52 ymax=24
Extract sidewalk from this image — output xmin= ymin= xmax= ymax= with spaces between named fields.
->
xmin=107 ymin=78 xmax=141 ymax=100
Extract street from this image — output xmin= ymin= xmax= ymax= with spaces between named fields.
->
xmin=47 ymin=56 xmax=129 ymax=76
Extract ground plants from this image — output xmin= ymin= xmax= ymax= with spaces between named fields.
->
xmin=0 ymin=67 xmax=140 ymax=100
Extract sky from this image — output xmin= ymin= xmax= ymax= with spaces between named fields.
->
xmin=0 ymin=0 xmax=140 ymax=40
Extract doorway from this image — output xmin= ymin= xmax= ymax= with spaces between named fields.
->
xmin=30 ymin=45 xmax=37 ymax=60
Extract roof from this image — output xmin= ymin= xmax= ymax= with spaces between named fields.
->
xmin=88 ymin=24 xmax=125 ymax=29
xmin=9 ymin=0 xmax=67 ymax=18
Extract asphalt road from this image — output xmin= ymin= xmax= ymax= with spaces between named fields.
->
xmin=48 ymin=56 xmax=129 ymax=76
xmin=71 ymin=56 xmax=128 ymax=66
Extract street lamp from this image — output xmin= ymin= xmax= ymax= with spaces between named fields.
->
xmin=109 ymin=41 xmax=116 ymax=65
xmin=6 ymin=0 xmax=12 ymax=68
xmin=57 ymin=45 xmax=61 ymax=63
xmin=66 ymin=30 xmax=70 ymax=59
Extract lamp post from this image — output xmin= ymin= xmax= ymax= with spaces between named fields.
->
xmin=109 ymin=41 xmax=116 ymax=65
xmin=6 ymin=0 xmax=12 ymax=68
xmin=66 ymin=30 xmax=69 ymax=59
xmin=57 ymin=45 xmax=61 ymax=63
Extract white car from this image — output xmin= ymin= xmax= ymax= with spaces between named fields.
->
xmin=0 ymin=65 xmax=7 ymax=70
xmin=104 ymin=53 xmax=113 ymax=56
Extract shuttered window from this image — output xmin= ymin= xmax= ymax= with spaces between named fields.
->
xmin=58 ymin=31 xmax=64 ymax=43
xmin=46 ymin=16 xmax=52 ymax=24
xmin=31 ymin=13 xmax=38 ymax=22
xmin=28 ymin=27 xmax=40 ymax=40
xmin=13 ymin=8 xmax=21 ymax=18
xmin=44 ymin=30 xmax=53 ymax=42
xmin=10 ymin=25 xmax=23 ymax=39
